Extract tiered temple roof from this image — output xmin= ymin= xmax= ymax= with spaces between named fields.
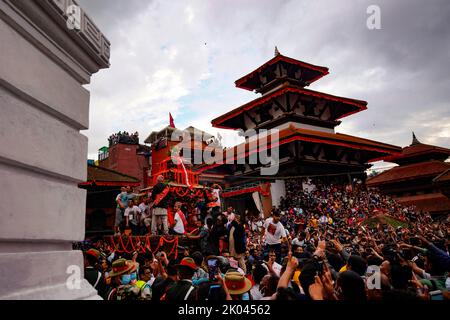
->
xmin=212 ymin=84 xmax=368 ymax=130
xmin=366 ymin=133 xmax=450 ymax=214
xmin=198 ymin=124 xmax=401 ymax=173
xmin=381 ymin=132 xmax=450 ymax=165
xmin=367 ymin=161 xmax=450 ymax=186
xmin=234 ymin=53 xmax=329 ymax=93
xmin=206 ymin=50 xmax=401 ymax=180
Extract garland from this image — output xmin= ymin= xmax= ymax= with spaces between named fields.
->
xmin=153 ymin=186 xmax=170 ymax=206
xmin=108 ymin=235 xmax=179 ymax=259
xmin=170 ymin=186 xmax=204 ymax=198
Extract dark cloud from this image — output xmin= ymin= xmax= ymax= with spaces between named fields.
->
xmin=75 ymin=0 xmax=450 ymax=158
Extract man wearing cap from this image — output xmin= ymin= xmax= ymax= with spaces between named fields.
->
xmin=107 ymin=258 xmax=143 ymax=300
xmin=84 ymin=249 xmax=108 ymax=299
xmin=151 ymin=175 xmax=170 ymax=235
xmin=223 ymin=270 xmax=252 ymax=300
xmin=164 ymin=257 xmax=198 ymax=301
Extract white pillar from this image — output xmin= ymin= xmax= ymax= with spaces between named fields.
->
xmin=270 ymin=180 xmax=286 ymax=208
xmin=0 ymin=0 xmax=110 ymax=299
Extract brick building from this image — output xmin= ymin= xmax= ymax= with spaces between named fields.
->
xmin=97 ymin=132 xmax=151 ymax=188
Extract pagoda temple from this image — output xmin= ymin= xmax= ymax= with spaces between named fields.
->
xmin=200 ymin=49 xmax=402 ymax=216
xmin=367 ymin=133 xmax=450 ymax=215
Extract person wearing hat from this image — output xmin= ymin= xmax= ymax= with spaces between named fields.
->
xmin=84 ymin=249 xmax=109 ymax=299
xmin=163 ymin=257 xmax=198 ymax=301
xmin=107 ymin=258 xmax=143 ymax=300
xmin=223 ymin=270 xmax=252 ymax=300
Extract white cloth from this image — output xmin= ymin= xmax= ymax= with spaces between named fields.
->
xmin=263 ymin=217 xmax=286 ymax=245
xmin=212 ymin=188 xmax=221 ymax=206
xmin=260 ymin=295 xmax=276 ymax=300
xmin=139 ymin=203 xmax=150 ymax=219
xmin=173 ymin=211 xmax=185 ymax=234
xmin=227 ymin=212 xmax=235 ymax=226
xmin=319 ymin=215 xmax=328 ymax=224
xmin=250 ymin=284 xmax=263 ymax=300
xmin=421 ymin=270 xmax=432 ymax=280
xmin=292 ymin=238 xmax=306 ymax=247
xmin=252 ymin=191 xmax=263 ymax=216
xmin=251 ymin=220 xmax=263 ymax=232
xmin=147 ymin=277 xmax=156 ymax=288
xmin=262 ymin=261 xmax=282 ymax=277
xmin=124 ymin=205 xmax=141 ymax=223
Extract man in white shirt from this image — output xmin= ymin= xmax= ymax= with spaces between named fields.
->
xmin=292 ymin=231 xmax=307 ymax=247
xmin=223 ymin=206 xmax=235 ymax=229
xmin=124 ymin=200 xmax=141 ymax=235
xmin=139 ymin=198 xmax=151 ymax=235
xmin=251 ymin=217 xmax=264 ymax=234
xmin=250 ymin=264 xmax=268 ymax=300
xmin=263 ymin=250 xmax=282 ymax=277
xmin=260 ymin=210 xmax=289 ymax=263
xmin=210 ymin=183 xmax=222 ymax=222
xmin=172 ymin=202 xmax=186 ymax=235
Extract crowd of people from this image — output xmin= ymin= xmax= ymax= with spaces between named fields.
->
xmin=113 ymin=176 xmax=222 ymax=236
xmin=81 ymin=177 xmax=450 ymax=301
xmin=108 ymin=131 xmax=139 ymax=146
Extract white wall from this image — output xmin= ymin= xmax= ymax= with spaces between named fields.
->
xmin=0 ymin=0 xmax=109 ymax=300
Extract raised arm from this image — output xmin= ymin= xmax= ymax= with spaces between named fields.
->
xmin=277 ymin=255 xmax=298 ymax=289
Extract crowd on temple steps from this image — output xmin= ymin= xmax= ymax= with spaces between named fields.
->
xmin=79 ymin=177 xmax=450 ymax=301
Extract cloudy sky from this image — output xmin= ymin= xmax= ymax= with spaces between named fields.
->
xmin=78 ymin=0 xmax=450 ymax=170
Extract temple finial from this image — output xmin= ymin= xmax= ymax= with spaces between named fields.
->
xmin=412 ymin=132 xmax=421 ymax=145
xmin=274 ymin=46 xmax=280 ymax=56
